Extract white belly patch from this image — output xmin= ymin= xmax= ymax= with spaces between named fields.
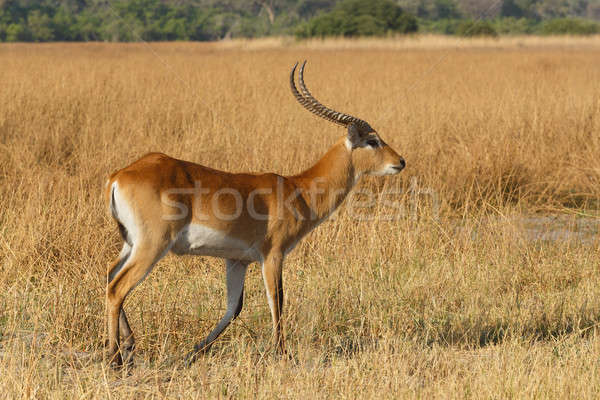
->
xmin=171 ymin=224 xmax=262 ymax=262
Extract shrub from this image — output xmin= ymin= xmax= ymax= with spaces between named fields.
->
xmin=419 ymin=18 xmax=462 ymax=35
xmin=396 ymin=13 xmax=419 ymax=34
xmin=27 ymin=10 xmax=54 ymax=42
xmin=345 ymin=14 xmax=386 ymax=36
xmin=5 ymin=22 xmax=30 ymax=42
xmin=456 ymin=20 xmax=498 ymax=37
xmin=296 ymin=0 xmax=418 ymax=38
xmin=537 ymin=18 xmax=600 ymax=35
xmin=492 ymin=17 xmax=536 ymax=35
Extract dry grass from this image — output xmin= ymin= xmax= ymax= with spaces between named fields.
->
xmin=1 ymin=37 xmax=600 ymax=398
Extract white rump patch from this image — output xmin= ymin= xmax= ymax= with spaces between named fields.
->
xmin=172 ymin=224 xmax=262 ymax=262
xmin=111 ymin=182 xmax=139 ymax=244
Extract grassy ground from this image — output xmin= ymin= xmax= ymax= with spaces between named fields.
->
xmin=1 ymin=36 xmax=600 ymax=398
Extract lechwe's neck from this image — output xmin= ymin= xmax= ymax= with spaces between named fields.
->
xmin=289 ymin=137 xmax=357 ymax=222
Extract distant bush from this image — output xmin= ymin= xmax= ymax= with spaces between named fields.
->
xmin=455 ymin=20 xmax=498 ymax=37
xmin=492 ymin=17 xmax=536 ymax=35
xmin=396 ymin=13 xmax=419 ymax=34
xmin=424 ymin=17 xmax=600 ymax=37
xmin=419 ymin=18 xmax=462 ymax=35
xmin=296 ymin=0 xmax=418 ymax=38
xmin=537 ymin=18 xmax=600 ymax=35
xmin=5 ymin=22 xmax=31 ymax=42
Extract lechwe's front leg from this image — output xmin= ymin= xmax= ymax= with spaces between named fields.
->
xmin=186 ymin=258 xmax=249 ymax=364
xmin=262 ymin=250 xmax=286 ymax=354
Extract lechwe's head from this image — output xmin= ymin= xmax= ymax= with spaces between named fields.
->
xmin=290 ymin=61 xmax=405 ymax=177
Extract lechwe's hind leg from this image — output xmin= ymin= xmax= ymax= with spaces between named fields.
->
xmin=106 ymin=244 xmax=136 ymax=363
xmin=117 ymin=309 xmax=134 ymax=363
xmin=186 ymin=259 xmax=249 ymax=365
xmin=106 ymin=238 xmax=171 ymax=367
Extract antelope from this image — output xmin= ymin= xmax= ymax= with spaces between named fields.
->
xmin=104 ymin=61 xmax=405 ymax=367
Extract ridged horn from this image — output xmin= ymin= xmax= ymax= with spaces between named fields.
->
xmin=290 ymin=61 xmax=374 ymax=133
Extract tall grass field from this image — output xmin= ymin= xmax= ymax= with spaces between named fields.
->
xmin=1 ymin=36 xmax=600 ymax=398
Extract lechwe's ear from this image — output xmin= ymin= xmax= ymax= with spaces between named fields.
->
xmin=346 ymin=123 xmax=364 ymax=149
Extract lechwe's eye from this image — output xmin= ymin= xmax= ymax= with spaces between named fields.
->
xmin=366 ymin=139 xmax=379 ymax=148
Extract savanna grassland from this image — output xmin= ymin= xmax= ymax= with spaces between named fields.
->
xmin=1 ymin=36 xmax=600 ymax=398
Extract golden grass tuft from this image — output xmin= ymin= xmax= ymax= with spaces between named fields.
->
xmin=1 ymin=37 xmax=600 ymax=398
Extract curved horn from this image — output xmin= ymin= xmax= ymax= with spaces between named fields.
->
xmin=289 ymin=62 xmax=315 ymax=113
xmin=290 ymin=61 xmax=373 ymax=132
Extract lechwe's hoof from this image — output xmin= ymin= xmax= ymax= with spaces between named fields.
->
xmin=105 ymin=351 xmax=123 ymax=369
xmin=184 ymin=343 xmax=210 ymax=367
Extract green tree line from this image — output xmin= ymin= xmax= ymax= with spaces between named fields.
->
xmin=0 ymin=0 xmax=599 ymax=42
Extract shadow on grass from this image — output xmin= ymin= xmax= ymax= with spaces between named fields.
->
xmin=316 ymin=313 xmax=600 ymax=364
xmin=422 ymin=315 xmax=600 ymax=349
